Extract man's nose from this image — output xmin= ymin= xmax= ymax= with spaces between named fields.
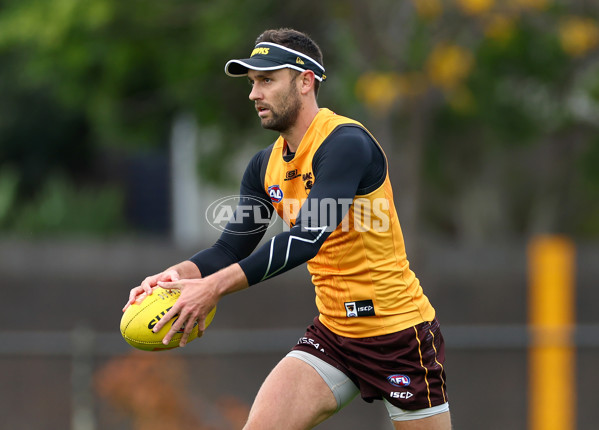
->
xmin=249 ymin=84 xmax=262 ymax=101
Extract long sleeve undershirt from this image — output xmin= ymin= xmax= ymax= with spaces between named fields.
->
xmin=189 ymin=125 xmax=386 ymax=285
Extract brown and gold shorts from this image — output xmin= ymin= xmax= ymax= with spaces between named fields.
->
xmin=291 ymin=317 xmax=449 ymax=411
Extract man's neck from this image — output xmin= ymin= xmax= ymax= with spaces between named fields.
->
xmin=280 ymin=104 xmax=320 ymax=153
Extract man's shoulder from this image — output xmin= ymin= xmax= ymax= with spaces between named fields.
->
xmin=242 ymin=143 xmax=276 ymax=188
xmin=323 ymin=123 xmax=375 ymax=150
xmin=251 ymin=142 xmax=275 ymax=165
xmin=318 ymin=108 xmax=365 ymax=130
xmin=245 ymin=142 xmax=273 ymax=164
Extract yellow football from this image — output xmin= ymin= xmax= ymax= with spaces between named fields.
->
xmin=120 ymin=288 xmax=216 ymax=351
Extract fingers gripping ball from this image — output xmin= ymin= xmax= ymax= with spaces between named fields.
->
xmin=120 ymin=289 xmax=216 ymax=351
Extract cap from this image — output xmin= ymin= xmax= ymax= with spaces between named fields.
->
xmin=225 ymin=42 xmax=326 ymax=82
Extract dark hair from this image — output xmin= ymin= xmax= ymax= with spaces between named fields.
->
xmin=255 ymin=28 xmax=323 ymax=96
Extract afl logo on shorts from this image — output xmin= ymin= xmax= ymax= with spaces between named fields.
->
xmin=268 ymin=185 xmax=283 ymax=203
xmin=387 ymin=374 xmax=411 ymax=387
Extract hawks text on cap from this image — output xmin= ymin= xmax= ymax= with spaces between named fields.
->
xmin=252 ymin=47 xmax=271 ymax=56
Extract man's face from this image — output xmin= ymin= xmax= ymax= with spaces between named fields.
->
xmin=247 ymin=68 xmax=301 ymax=133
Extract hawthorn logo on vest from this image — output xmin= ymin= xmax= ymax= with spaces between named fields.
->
xmin=302 ymin=172 xmax=313 ymax=193
xmin=268 ymin=185 xmax=284 ymax=203
xmin=345 ymin=302 xmax=358 ymax=318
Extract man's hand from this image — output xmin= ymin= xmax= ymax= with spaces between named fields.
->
xmin=152 ymin=278 xmax=219 ymax=347
xmin=152 ymin=263 xmax=249 ymax=347
xmin=122 ymin=261 xmax=201 ymax=312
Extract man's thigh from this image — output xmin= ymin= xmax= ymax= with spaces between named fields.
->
xmin=244 ymin=356 xmax=338 ymax=430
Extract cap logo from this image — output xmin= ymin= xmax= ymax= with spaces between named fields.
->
xmin=251 ymin=47 xmax=270 ymax=57
xmin=296 ymin=57 xmax=304 ymax=65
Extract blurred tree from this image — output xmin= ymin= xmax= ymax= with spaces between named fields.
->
xmin=345 ymin=0 xmax=599 ymax=244
xmin=0 ymin=0 xmax=597 ymax=241
xmin=95 ymin=351 xmax=250 ymax=429
xmin=0 ymin=0 xmax=267 ymax=150
xmin=0 ymin=0 xmax=334 ymax=233
xmin=0 ymin=0 xmax=352 ymax=194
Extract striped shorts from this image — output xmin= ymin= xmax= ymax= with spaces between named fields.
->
xmin=291 ymin=317 xmax=448 ymax=410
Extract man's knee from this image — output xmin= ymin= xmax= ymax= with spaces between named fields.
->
xmin=391 ymin=409 xmax=452 ymax=430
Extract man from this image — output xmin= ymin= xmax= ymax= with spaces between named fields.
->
xmin=124 ymin=28 xmax=451 ymax=430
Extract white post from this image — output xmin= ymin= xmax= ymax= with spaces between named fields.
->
xmin=170 ymin=112 xmax=202 ymax=248
xmin=71 ymin=325 xmax=95 ymax=430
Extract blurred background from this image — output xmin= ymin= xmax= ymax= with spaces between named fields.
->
xmin=0 ymin=0 xmax=598 ymax=429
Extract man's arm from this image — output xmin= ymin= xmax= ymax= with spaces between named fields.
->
xmin=239 ymin=126 xmax=384 ymax=284
xmin=187 ymin=147 xmax=274 ymax=276
xmin=152 ymin=127 xmax=384 ymax=346
xmin=123 ymin=148 xmax=273 ymax=310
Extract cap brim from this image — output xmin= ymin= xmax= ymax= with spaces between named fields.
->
xmin=225 ymin=58 xmax=288 ymax=77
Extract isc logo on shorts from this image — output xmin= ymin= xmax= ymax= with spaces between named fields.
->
xmin=390 ymin=391 xmax=413 ymax=399
xmin=268 ymin=185 xmax=283 ymax=203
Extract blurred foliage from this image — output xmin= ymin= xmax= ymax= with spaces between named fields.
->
xmin=95 ymin=351 xmax=250 ymax=429
xmin=345 ymin=0 xmax=599 ymax=241
xmin=0 ymin=0 xmax=597 ymax=240
xmin=0 ymin=0 xmax=275 ymax=150
xmin=0 ymin=167 xmax=125 ymax=237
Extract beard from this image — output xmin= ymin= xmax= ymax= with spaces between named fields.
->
xmin=259 ymin=84 xmax=302 ymax=133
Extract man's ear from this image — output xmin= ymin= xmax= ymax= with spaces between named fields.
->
xmin=299 ymin=70 xmax=316 ymax=95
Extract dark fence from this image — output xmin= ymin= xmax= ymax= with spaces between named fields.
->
xmin=1 ymin=239 xmax=597 ymax=430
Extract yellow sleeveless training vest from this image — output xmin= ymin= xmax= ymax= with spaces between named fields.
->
xmin=263 ymin=108 xmax=435 ymax=337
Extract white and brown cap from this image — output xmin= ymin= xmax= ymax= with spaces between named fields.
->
xmin=225 ymin=42 xmax=326 ymax=82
